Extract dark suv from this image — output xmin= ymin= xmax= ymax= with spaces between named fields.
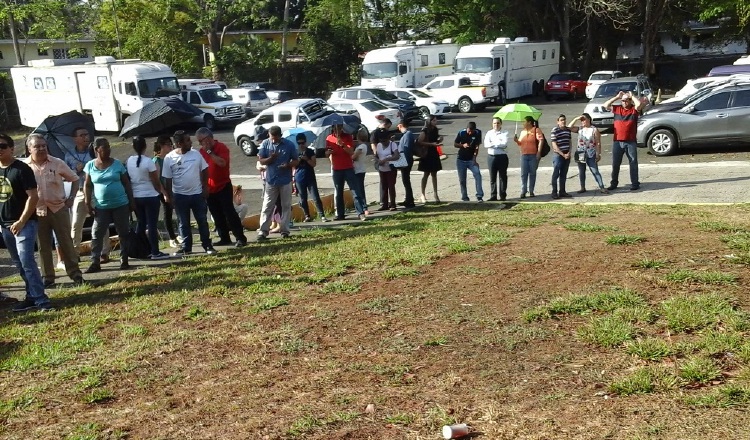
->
xmin=328 ymin=87 xmax=420 ymax=122
xmin=636 ymin=82 xmax=750 ymax=156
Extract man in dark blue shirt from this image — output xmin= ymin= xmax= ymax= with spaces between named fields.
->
xmin=453 ymin=122 xmax=484 ymax=202
xmin=396 ymin=119 xmax=415 ymax=208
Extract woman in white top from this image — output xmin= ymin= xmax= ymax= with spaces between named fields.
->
xmin=352 ymin=131 xmax=370 ymax=213
xmin=570 ymin=113 xmax=608 ymax=194
xmin=375 ymin=131 xmax=400 ymax=211
xmin=126 ymin=136 xmax=169 ymax=259
xmin=484 ymin=117 xmax=510 ymax=201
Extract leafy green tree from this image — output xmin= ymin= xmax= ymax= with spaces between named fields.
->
xmin=696 ymin=0 xmax=750 ymax=51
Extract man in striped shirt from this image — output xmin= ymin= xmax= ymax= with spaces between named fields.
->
xmin=550 ymin=114 xmax=578 ymax=199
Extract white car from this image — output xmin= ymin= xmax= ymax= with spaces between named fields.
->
xmin=386 ymin=88 xmax=452 ymax=120
xmin=585 ymin=70 xmax=624 ymax=99
xmin=328 ymin=99 xmax=400 ymax=132
xmin=661 ymin=74 xmax=750 ymax=104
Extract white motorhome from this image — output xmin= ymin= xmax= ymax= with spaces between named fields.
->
xmin=178 ymin=79 xmax=245 ymax=128
xmin=10 ymin=56 xmax=179 ymax=132
xmin=360 ymin=39 xmax=460 ymax=89
xmin=454 ymin=37 xmax=560 ymax=103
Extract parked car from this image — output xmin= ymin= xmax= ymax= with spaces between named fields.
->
xmin=328 ymin=100 xmax=400 ymax=132
xmin=386 ymin=88 xmax=451 ymax=120
xmin=238 ymin=81 xmax=278 ymax=91
xmin=225 ymin=88 xmax=272 ymax=117
xmin=266 ymin=90 xmax=294 ymax=106
xmin=585 ymin=70 xmax=624 ymax=99
xmin=328 ymin=87 xmax=420 ymax=122
xmin=583 ymin=75 xmax=654 ymax=131
xmin=661 ymin=74 xmax=750 ymax=104
xmin=637 ymin=83 xmax=750 ymax=156
xmin=421 ymin=75 xmax=498 ymax=113
xmin=544 ymin=72 xmax=588 ymax=100
xmin=232 ymin=98 xmax=360 ymax=157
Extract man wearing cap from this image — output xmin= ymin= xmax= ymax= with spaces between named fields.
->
xmin=604 ymin=90 xmax=644 ymax=191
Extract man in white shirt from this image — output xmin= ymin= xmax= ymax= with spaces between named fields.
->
xmin=162 ymin=130 xmax=216 ymax=256
xmin=484 ymin=117 xmax=510 ymax=201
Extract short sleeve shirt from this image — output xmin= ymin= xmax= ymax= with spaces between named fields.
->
xmin=454 ymin=129 xmax=482 ymax=161
xmin=126 ymin=155 xmax=159 ymax=198
xmin=258 ymin=138 xmax=298 ymax=186
xmin=84 ymin=159 xmax=129 ymax=209
xmin=23 ymin=156 xmax=79 ymax=215
xmin=550 ymin=126 xmax=573 ymax=152
xmin=613 ymin=105 xmax=639 ymax=142
xmin=163 ymin=149 xmax=208 ymax=196
xmin=0 ymin=160 xmax=38 ymax=226
xmin=198 ymin=140 xmax=231 ymax=193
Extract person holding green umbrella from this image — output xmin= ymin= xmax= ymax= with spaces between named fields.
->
xmin=513 ymin=116 xmax=545 ymax=198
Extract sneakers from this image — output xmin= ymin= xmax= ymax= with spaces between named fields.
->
xmin=520 ymin=193 xmax=527 ymax=199
xmin=13 ymin=299 xmax=54 ymax=312
xmin=280 ymin=233 xmax=290 ymax=239
xmin=204 ymin=246 xmax=218 ymax=255
xmin=234 ymin=239 xmax=247 ymax=248
xmin=320 ymin=216 xmax=330 ymax=222
xmin=119 ymin=260 xmax=131 ymax=270
xmin=212 ymin=239 xmax=233 ymax=246
xmin=358 ymin=214 xmax=367 ymax=221
xmin=85 ymin=263 xmax=101 ymax=274
xmin=477 ymin=198 xmax=483 ymax=203
xmin=559 ymin=192 xmax=573 ymax=198
xmin=303 ymin=216 xmax=313 ymax=223
xmin=172 ymin=249 xmax=189 ymax=257
xmin=256 ymin=234 xmax=268 ymax=242
xmin=151 ymin=252 xmax=170 ymax=260
xmin=551 ymin=192 xmax=560 ymax=199
xmin=100 ymin=254 xmax=111 ymax=264
xmin=599 ymin=188 xmax=610 ymax=194
xmin=606 ymin=184 xmax=618 ymax=191
xmin=630 ymin=185 xmax=640 ymax=191
xmin=169 ymin=239 xmax=180 ymax=248
xmin=43 ymin=279 xmax=55 ymax=288
xmin=71 ymin=275 xmax=85 ymax=285
xmin=55 ymin=261 xmax=66 ymax=271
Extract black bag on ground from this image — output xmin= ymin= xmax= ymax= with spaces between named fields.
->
xmin=126 ymin=228 xmax=151 ymax=259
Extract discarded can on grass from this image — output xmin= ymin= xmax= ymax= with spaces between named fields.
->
xmin=442 ymin=423 xmax=470 ymax=439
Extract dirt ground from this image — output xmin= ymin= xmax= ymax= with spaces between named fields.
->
xmin=4 ymin=206 xmax=750 ymax=439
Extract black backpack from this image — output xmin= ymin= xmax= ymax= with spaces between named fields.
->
xmin=126 ymin=228 xmax=151 ymax=259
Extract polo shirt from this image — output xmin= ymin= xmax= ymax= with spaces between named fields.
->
xmin=550 ymin=126 xmax=573 ymax=152
xmin=454 ymin=129 xmax=482 ymax=161
xmin=24 ymin=155 xmax=79 ymax=215
xmin=258 ymin=137 xmax=298 ymax=186
xmin=326 ymin=133 xmax=355 ymax=171
xmin=613 ymin=105 xmax=639 ymax=142
xmin=199 ymin=140 xmax=231 ymax=193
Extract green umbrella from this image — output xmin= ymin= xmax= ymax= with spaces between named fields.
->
xmin=493 ymin=103 xmax=543 ymax=132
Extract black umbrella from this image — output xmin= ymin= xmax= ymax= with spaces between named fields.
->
xmin=33 ymin=110 xmax=95 ymax=160
xmin=119 ymin=97 xmax=204 ymax=138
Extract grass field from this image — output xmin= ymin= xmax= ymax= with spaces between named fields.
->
xmin=2 ymin=203 xmax=750 ymax=439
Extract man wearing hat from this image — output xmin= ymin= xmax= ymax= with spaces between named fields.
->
xmin=603 ymin=90 xmax=645 ymax=191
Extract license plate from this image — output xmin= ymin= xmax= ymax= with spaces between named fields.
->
xmin=600 ymin=118 xmax=614 ymax=124
xmin=553 ymin=84 xmax=562 ymax=88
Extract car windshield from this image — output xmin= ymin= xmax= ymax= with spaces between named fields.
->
xmin=409 ymin=89 xmax=431 ymax=98
xmin=198 ymin=88 xmax=232 ymax=103
xmin=360 ymin=100 xmax=388 ymax=111
xmin=138 ymin=77 xmax=180 ymax=98
xmin=361 ymin=62 xmax=398 ymax=79
xmin=550 ymin=74 xmax=574 ymax=81
xmin=594 ymin=82 xmax=637 ymax=98
xmin=455 ymin=57 xmax=493 ymax=73
xmin=249 ymin=90 xmax=268 ymax=99
xmin=368 ymin=89 xmax=399 ymax=100
xmin=589 ymin=73 xmax=613 ymax=81
xmin=683 ymin=83 xmax=728 ymax=105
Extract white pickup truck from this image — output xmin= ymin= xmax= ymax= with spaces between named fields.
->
xmin=420 ymin=75 xmax=499 ymax=113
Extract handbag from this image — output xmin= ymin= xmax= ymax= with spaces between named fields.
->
xmin=388 ymin=142 xmax=409 ymax=169
xmin=575 ymin=150 xmax=587 ymax=163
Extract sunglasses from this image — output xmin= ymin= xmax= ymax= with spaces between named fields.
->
xmin=0 ymin=143 xmax=10 ymax=149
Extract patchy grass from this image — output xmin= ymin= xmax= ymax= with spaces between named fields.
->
xmin=605 ymin=234 xmax=646 ymax=245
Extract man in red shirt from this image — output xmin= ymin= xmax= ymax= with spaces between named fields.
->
xmin=196 ymin=127 xmax=247 ymax=247
xmin=604 ymin=90 xmax=644 ymax=191
xmin=325 ymin=125 xmax=367 ymax=220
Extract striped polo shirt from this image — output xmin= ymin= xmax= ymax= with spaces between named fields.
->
xmin=550 ymin=126 xmax=572 ymax=152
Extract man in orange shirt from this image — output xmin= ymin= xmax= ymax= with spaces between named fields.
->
xmin=195 ymin=127 xmax=247 ymax=248
xmin=24 ymin=134 xmax=84 ymax=287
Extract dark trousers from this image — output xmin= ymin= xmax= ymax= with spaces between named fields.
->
xmin=487 ymin=154 xmax=508 ymax=200
xmin=207 ymin=182 xmax=246 ymax=243
xmin=379 ymin=169 xmax=398 ymax=208
xmin=297 ymin=172 xmax=326 ymax=218
xmin=159 ymin=194 xmax=177 ymax=240
xmin=134 ymin=195 xmax=162 ymax=255
xmin=400 ymin=159 xmax=415 ymax=205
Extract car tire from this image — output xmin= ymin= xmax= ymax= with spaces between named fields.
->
xmin=238 ymin=136 xmax=257 ymax=156
xmin=647 ymin=129 xmax=677 ymax=156
xmin=418 ymin=106 xmax=431 ymax=120
xmin=498 ymin=84 xmax=507 ymax=105
xmin=457 ymin=97 xmax=474 ymax=113
xmin=203 ymin=114 xmax=216 ymax=130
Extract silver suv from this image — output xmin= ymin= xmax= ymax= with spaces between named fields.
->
xmin=583 ymin=75 xmax=653 ymax=131
xmin=636 ymin=83 xmax=750 ymax=156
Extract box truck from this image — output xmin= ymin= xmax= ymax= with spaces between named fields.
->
xmin=360 ymin=39 xmax=460 ymax=89
xmin=10 ymin=56 xmax=180 ymax=132
xmin=454 ymin=38 xmax=560 ymax=103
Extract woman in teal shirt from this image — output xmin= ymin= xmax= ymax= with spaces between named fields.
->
xmin=83 ymin=137 xmax=135 ymax=273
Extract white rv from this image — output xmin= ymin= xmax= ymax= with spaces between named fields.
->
xmin=360 ymin=39 xmax=460 ymax=89
xmin=10 ymin=56 xmax=180 ymax=132
xmin=454 ymin=38 xmax=560 ymax=103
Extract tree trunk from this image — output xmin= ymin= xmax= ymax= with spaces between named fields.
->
xmin=206 ymin=30 xmax=223 ymax=80
xmin=550 ymin=0 xmax=573 ymax=71
xmin=641 ymin=0 xmax=667 ymax=78
xmin=8 ymin=9 xmax=24 ymax=65
xmin=582 ymin=14 xmax=593 ymax=75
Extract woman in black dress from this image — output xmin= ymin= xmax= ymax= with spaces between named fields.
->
xmin=417 ymin=115 xmax=443 ymax=203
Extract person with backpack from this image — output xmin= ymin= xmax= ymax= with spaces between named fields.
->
xmin=513 ymin=116 xmax=545 ymax=198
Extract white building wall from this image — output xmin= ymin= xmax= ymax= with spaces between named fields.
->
xmin=617 ymin=34 xmax=745 ymax=60
xmin=0 ymin=40 xmax=96 ymax=68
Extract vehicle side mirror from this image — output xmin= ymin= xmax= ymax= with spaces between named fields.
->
xmin=685 ymin=106 xmax=695 ymax=113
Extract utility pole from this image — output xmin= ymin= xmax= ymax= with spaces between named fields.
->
xmin=111 ymin=0 xmax=123 ymax=58
xmin=8 ymin=2 xmax=23 ymax=65
xmin=281 ymin=0 xmax=291 ymax=64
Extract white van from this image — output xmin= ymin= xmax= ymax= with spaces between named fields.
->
xmin=178 ymin=80 xmax=245 ymax=129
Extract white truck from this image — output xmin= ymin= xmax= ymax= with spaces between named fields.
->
xmin=178 ymin=79 xmax=245 ymax=129
xmin=10 ymin=56 xmax=180 ymax=132
xmin=360 ymin=39 xmax=460 ymax=89
xmin=454 ymin=37 xmax=560 ymax=103
xmin=421 ymin=75 xmax=499 ymax=113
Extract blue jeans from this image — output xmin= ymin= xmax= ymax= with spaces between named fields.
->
xmin=520 ymin=154 xmax=538 ymax=194
xmin=135 ymin=196 xmax=162 ymax=255
xmin=173 ymin=193 xmax=212 ymax=252
xmin=551 ymin=152 xmax=571 ymax=194
xmin=456 ymin=159 xmax=484 ymax=200
xmin=577 ymin=156 xmax=605 ymax=189
xmin=296 ymin=171 xmax=326 ymax=218
xmin=611 ymin=140 xmax=639 ymax=188
xmin=354 ymin=172 xmax=367 ymax=207
xmin=332 ymin=168 xmax=365 ymax=218
xmin=1 ymin=221 xmax=49 ymax=306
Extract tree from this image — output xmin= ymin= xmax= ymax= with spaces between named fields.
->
xmin=696 ymin=0 xmax=750 ymax=52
